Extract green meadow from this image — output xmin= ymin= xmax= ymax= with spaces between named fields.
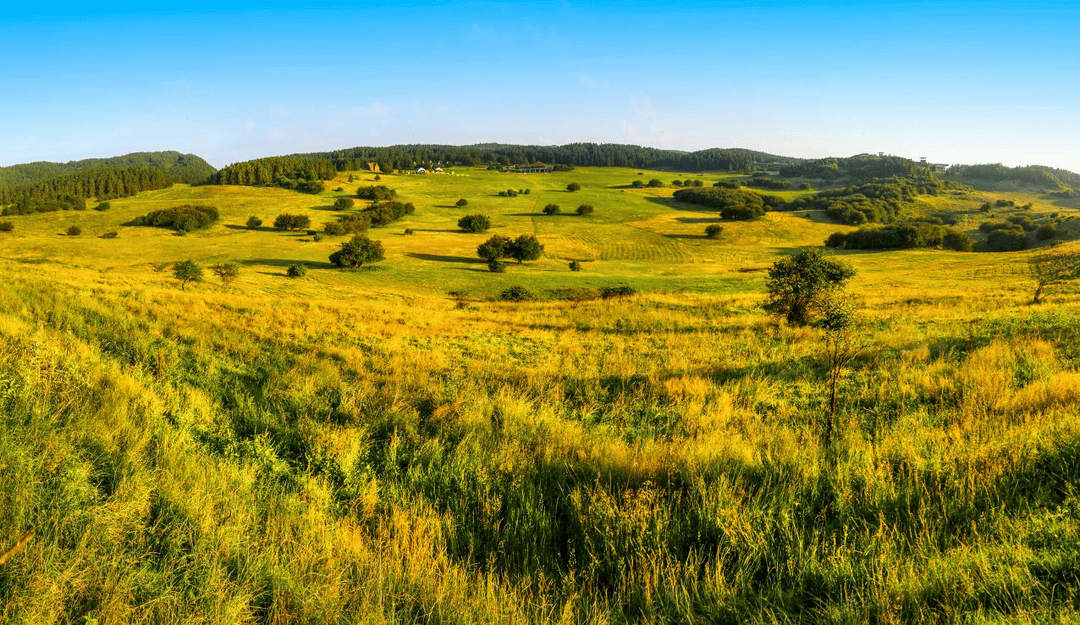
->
xmin=1 ymin=166 xmax=1079 ymax=623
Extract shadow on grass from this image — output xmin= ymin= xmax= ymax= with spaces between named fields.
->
xmin=406 ymin=252 xmax=486 ymax=264
xmin=675 ymin=216 xmax=721 ymax=224
xmin=410 ymin=228 xmax=463 ymax=233
xmin=664 ymin=233 xmax=710 ymax=240
xmin=242 ymin=258 xmax=337 ymax=270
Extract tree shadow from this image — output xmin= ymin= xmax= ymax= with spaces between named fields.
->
xmin=664 ymin=233 xmax=709 ymax=240
xmin=675 ymin=216 xmax=721 ymax=224
xmin=241 ymin=258 xmax=337 ymax=270
xmin=410 ymin=228 xmax=463 ymax=233
xmin=406 ymin=252 xmax=486 ymax=264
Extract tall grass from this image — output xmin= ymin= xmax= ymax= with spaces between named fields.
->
xmin=1 ymin=257 xmax=1079 ymax=623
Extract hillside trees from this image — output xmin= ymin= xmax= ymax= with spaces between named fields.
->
xmin=673 ymin=187 xmax=766 ymax=220
xmin=132 ymin=205 xmax=219 ymax=232
xmin=477 ymin=234 xmax=544 ymax=264
xmin=273 ymin=214 xmax=312 ymax=231
xmin=457 ymin=214 xmax=491 ymax=233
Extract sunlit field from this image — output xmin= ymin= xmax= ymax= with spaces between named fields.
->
xmin=1 ymin=167 xmax=1079 ymax=623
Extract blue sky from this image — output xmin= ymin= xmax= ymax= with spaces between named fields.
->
xmin=2 ymin=1 xmax=1078 ymax=171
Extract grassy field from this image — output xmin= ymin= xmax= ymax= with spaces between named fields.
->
xmin=1 ymin=168 xmax=1079 ymax=623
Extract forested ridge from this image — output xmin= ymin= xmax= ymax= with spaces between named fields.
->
xmin=0 ymin=151 xmax=217 ymax=208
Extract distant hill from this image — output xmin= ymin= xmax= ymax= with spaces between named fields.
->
xmin=945 ymin=163 xmax=1080 ymax=192
xmin=0 ymin=151 xmax=217 ymax=206
xmin=0 ymin=151 xmax=216 ymax=189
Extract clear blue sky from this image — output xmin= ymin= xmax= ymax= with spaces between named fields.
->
xmin=2 ymin=1 xmax=1078 ymax=171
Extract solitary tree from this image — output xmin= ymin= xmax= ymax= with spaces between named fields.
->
xmin=1030 ymin=252 xmax=1080 ymax=304
xmin=576 ymin=204 xmax=595 ymax=216
xmin=173 ymin=260 xmax=203 ymax=290
xmin=765 ymin=249 xmax=855 ymax=326
xmin=329 ymin=235 xmax=385 ymax=268
xmin=458 ymin=214 xmax=492 ymax=233
xmin=210 ymin=262 xmax=241 ymax=286
xmin=566 ymin=182 xmax=581 ymax=192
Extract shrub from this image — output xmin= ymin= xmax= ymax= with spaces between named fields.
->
xmin=329 ymin=234 xmax=385 ymax=267
xmin=1007 ymin=215 xmax=1036 ymax=231
xmin=568 ymin=260 xmax=582 ymax=272
xmin=631 ymin=180 xmax=644 ymax=189
xmin=600 ymin=285 xmax=637 ymax=299
xmin=93 ymin=201 xmax=111 ymax=212
xmin=313 ymin=234 xmax=323 ymax=242
xmin=373 ymin=174 xmax=381 ymax=181
xmin=987 ymin=228 xmax=1028 ymax=252
xmin=566 ymin=182 xmax=581 ymax=192
xmin=1037 ymin=223 xmax=1057 ymax=240
xmin=647 ymin=178 xmax=663 ymax=188
xmin=672 ymin=180 xmax=683 ymax=187
xmin=100 ymin=230 xmax=118 ymax=239
xmin=0 ymin=221 xmax=13 ymax=232
xmin=334 ymin=187 xmax=344 ymax=193
xmin=246 ymin=216 xmax=263 ymax=230
xmin=488 ymin=259 xmax=507 ymax=273
xmin=456 ymin=198 xmax=469 ymax=207
xmin=274 ymin=214 xmax=311 ymax=231
xmin=500 ymin=286 xmax=534 ymax=301
xmin=287 ymin=263 xmax=308 ymax=278
xmin=674 ymin=187 xmax=766 ymax=220
xmin=458 ymin=214 xmax=492 ymax=233
xmin=210 ymin=262 xmax=240 ymax=286
xmin=334 ymin=198 xmax=355 ymax=210
xmin=943 ymin=230 xmax=974 ymax=251
xmin=543 ymin=204 xmax=561 ymax=215
xmin=825 ymin=232 xmax=848 ymax=248
xmin=705 ymin=224 xmax=724 ymax=239
xmin=133 ymin=205 xmax=219 ymax=232
xmin=356 ymin=185 xmax=397 ymax=201
xmin=66 ymin=225 xmax=82 ymax=236
xmin=576 ymin=204 xmax=594 ymax=216
xmin=691 ymin=180 xmax=704 ymax=187
xmin=478 ymin=235 xmax=512 ymax=260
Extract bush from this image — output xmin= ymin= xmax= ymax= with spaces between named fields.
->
xmin=825 ymin=232 xmax=848 ymax=248
xmin=1037 ymin=223 xmax=1057 ymax=240
xmin=500 ymin=286 xmax=534 ymax=301
xmin=356 ymin=185 xmax=397 ymax=201
xmin=210 ymin=262 xmax=240 ymax=286
xmin=274 ymin=214 xmax=311 ymax=231
xmin=1007 ymin=215 xmax=1036 ymax=231
xmin=674 ymin=187 xmax=766 ymax=220
xmin=986 ymin=228 xmax=1028 ymax=252
xmin=600 ymin=285 xmax=637 ymax=299
xmin=246 ymin=216 xmax=263 ymax=230
xmin=647 ymin=179 xmax=663 ymax=188
xmin=456 ymin=198 xmax=469 ymax=207
xmin=287 ymin=263 xmax=308 ymax=278
xmin=334 ymin=198 xmax=355 ymax=210
xmin=672 ymin=180 xmax=683 ymax=187
xmin=576 ymin=204 xmax=594 ymax=216
xmin=566 ymin=182 xmax=581 ymax=192
xmin=0 ymin=221 xmax=13 ymax=232
xmin=458 ymin=214 xmax=492 ymax=233
xmin=133 ymin=205 xmax=219 ymax=232
xmin=488 ymin=259 xmax=507 ymax=273
xmin=543 ymin=204 xmax=561 ymax=215
xmin=93 ymin=201 xmax=111 ymax=212
xmin=329 ymin=234 xmax=385 ymax=267
xmin=100 ymin=230 xmax=118 ymax=239
xmin=568 ymin=260 xmax=582 ymax=272
xmin=66 ymin=225 xmax=82 ymax=236
xmin=477 ymin=235 xmax=512 ymax=260
xmin=705 ymin=224 xmax=724 ymax=239
xmin=631 ymin=180 xmax=644 ymax=189
xmin=943 ymin=230 xmax=974 ymax=251
xmin=313 ymin=234 xmax=323 ymax=242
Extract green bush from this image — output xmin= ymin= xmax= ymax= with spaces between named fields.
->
xmin=0 ymin=221 xmax=13 ymax=232
xmin=1037 ymin=223 xmax=1057 ymax=240
xmin=246 ymin=216 xmax=263 ymax=230
xmin=456 ymin=198 xmax=468 ymax=207
xmin=334 ymin=198 xmax=355 ymax=210
xmin=66 ymin=225 xmax=82 ymax=236
xmin=488 ymin=259 xmax=507 ymax=273
xmin=569 ymin=260 xmax=582 ymax=272
xmin=600 ymin=285 xmax=637 ymax=299
xmin=100 ymin=230 xmax=118 ymax=239
xmin=576 ymin=204 xmax=594 ymax=216
xmin=357 ymin=185 xmax=397 ymax=201
xmin=133 ymin=205 xmax=219 ymax=232
xmin=705 ymin=224 xmax=724 ymax=239
xmin=274 ymin=214 xmax=311 ymax=231
xmin=825 ymin=232 xmax=848 ymax=248
xmin=287 ymin=263 xmax=308 ymax=278
xmin=543 ymin=204 xmax=561 ymax=215
xmin=458 ymin=214 xmax=492 ymax=233
xmin=500 ymin=285 xmax=535 ymax=301
xmin=986 ymin=228 xmax=1028 ymax=252
xmin=329 ymin=235 xmax=385 ymax=267
xmin=566 ymin=182 xmax=581 ymax=192
xmin=93 ymin=201 xmax=111 ymax=212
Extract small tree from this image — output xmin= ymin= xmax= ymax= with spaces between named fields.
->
xmin=456 ymin=198 xmax=469 ymax=207
xmin=458 ymin=214 xmax=492 ymax=233
xmin=329 ymin=235 xmax=385 ymax=268
xmin=765 ymin=249 xmax=856 ymax=326
xmin=705 ymin=224 xmax=723 ymax=239
xmin=66 ymin=225 xmax=82 ymax=236
xmin=93 ymin=201 xmax=111 ymax=212
xmin=816 ymin=297 xmax=861 ymax=446
xmin=1029 ymin=252 xmax=1080 ymax=304
xmin=477 ymin=235 xmax=512 ymax=260
xmin=543 ymin=204 xmax=561 ymax=215
xmin=287 ymin=263 xmax=308 ymax=278
xmin=210 ymin=262 xmax=240 ymax=286
xmin=566 ymin=182 xmax=581 ymax=192
xmin=246 ymin=216 xmax=263 ymax=230
xmin=576 ymin=204 xmax=594 ymax=216
xmin=173 ymin=260 xmax=203 ymax=290
xmin=508 ymin=234 xmax=544 ymax=263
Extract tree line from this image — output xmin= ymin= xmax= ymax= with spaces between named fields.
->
xmin=1 ymin=167 xmax=174 ymax=213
